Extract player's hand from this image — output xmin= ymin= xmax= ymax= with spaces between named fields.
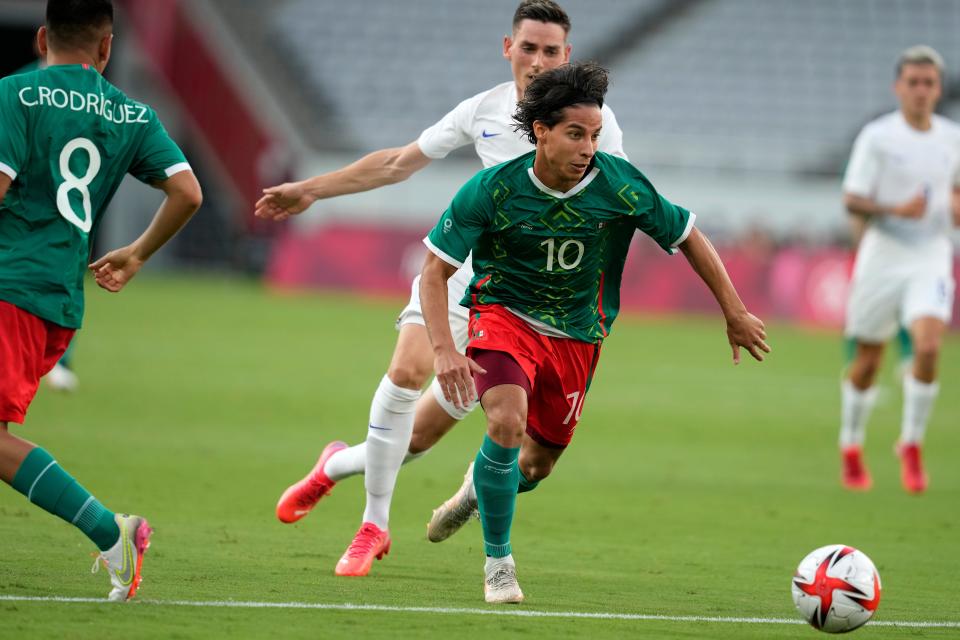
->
xmin=88 ymin=246 xmax=145 ymax=293
xmin=434 ymin=347 xmax=487 ymax=410
xmin=726 ymin=311 xmax=770 ymax=364
xmin=892 ymin=192 xmax=927 ymax=219
xmin=254 ymin=182 xmax=315 ymax=221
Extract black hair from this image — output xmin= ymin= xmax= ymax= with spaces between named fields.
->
xmin=46 ymin=0 xmax=113 ymax=51
xmin=513 ymin=61 xmax=608 ymax=144
xmin=512 ymin=0 xmax=571 ymax=34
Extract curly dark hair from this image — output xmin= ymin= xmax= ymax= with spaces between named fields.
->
xmin=46 ymin=0 xmax=113 ymax=51
xmin=513 ymin=61 xmax=608 ymax=145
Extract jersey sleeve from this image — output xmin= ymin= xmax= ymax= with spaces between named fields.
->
xmin=416 ymin=94 xmax=479 ymax=160
xmin=0 ymin=78 xmax=28 ymax=180
xmin=598 ymin=104 xmax=628 ymax=161
xmin=424 ymin=172 xmax=493 ymax=267
xmin=128 ymin=107 xmax=191 ymax=184
xmin=842 ymin=126 xmax=879 ymax=197
xmin=626 ymin=167 xmax=695 ymax=254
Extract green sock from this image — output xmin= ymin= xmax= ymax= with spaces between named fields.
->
xmin=843 ymin=336 xmax=857 ymax=364
xmin=897 ymin=326 xmax=914 ymax=361
xmin=517 ymin=469 xmax=540 ymax=494
xmin=473 ymin=435 xmax=519 ymax=558
xmin=11 ymin=448 xmax=120 ymax=551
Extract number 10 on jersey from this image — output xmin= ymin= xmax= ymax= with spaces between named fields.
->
xmin=540 ymin=237 xmax=585 ymax=271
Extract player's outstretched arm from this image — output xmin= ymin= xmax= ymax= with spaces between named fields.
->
xmin=678 ymin=227 xmax=770 ymax=364
xmin=420 ymin=253 xmax=486 ymax=409
xmin=89 ymin=170 xmax=202 ymax=293
xmin=255 ymin=141 xmax=432 ymax=221
xmin=0 ymin=174 xmax=10 ymax=204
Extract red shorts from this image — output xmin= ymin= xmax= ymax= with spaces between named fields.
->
xmin=467 ymin=304 xmax=601 ymax=449
xmin=0 ymin=301 xmax=75 ymax=424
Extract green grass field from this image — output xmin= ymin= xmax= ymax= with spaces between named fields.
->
xmin=1 ymin=275 xmax=958 ymax=639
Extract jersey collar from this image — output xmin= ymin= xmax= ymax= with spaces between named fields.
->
xmin=527 ymin=165 xmax=600 ymax=199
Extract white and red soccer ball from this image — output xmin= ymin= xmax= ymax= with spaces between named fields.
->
xmin=791 ymin=544 xmax=882 ymax=633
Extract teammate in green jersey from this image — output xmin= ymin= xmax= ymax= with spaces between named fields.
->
xmin=420 ymin=62 xmax=769 ymax=603
xmin=0 ymin=0 xmax=202 ymax=601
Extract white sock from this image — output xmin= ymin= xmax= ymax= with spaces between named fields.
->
xmin=901 ymin=375 xmax=939 ymax=445
xmin=324 ymin=443 xmax=429 ymax=482
xmin=485 ymin=553 xmax=515 ymax=573
xmin=362 ymin=375 xmax=421 ymax=529
xmin=840 ymin=380 xmax=878 ymax=449
xmin=323 ymin=443 xmax=367 ymax=481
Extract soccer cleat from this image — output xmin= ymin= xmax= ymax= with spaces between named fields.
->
xmin=335 ymin=522 xmax=391 ymax=577
xmin=484 ymin=560 xmax=524 ymax=604
xmin=91 ymin=514 xmax=153 ymax=602
xmin=45 ymin=363 xmax=78 ymax=392
xmin=276 ymin=440 xmax=348 ymax=523
xmin=427 ymin=461 xmax=478 ymax=542
xmin=841 ymin=446 xmax=872 ymax=490
xmin=896 ymin=442 xmax=928 ymax=494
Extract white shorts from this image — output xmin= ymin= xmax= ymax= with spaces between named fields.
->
xmin=845 ymin=232 xmax=954 ymax=342
xmin=396 ymin=269 xmax=472 ymax=353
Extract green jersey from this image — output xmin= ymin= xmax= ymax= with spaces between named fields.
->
xmin=0 ymin=65 xmax=189 ymax=328
xmin=425 ymin=151 xmax=693 ymax=343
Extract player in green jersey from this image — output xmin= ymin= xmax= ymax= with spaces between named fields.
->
xmin=420 ymin=62 xmax=769 ymax=603
xmin=0 ymin=0 xmax=202 ymax=601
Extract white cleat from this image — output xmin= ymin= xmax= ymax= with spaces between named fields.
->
xmin=484 ymin=559 xmax=524 ymax=604
xmin=427 ymin=461 xmax=478 ymax=542
xmin=45 ymin=363 xmax=78 ymax=392
xmin=91 ymin=514 xmax=153 ymax=602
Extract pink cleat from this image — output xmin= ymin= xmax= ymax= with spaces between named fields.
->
xmin=897 ymin=442 xmax=928 ymax=494
xmin=335 ymin=522 xmax=391 ymax=577
xmin=276 ymin=441 xmax=348 ymax=523
xmin=92 ymin=514 xmax=153 ymax=602
xmin=841 ymin=446 xmax=872 ymax=491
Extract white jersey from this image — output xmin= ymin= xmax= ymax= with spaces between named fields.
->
xmin=844 ymin=110 xmax=960 ymax=253
xmin=408 ymin=80 xmax=627 ymax=318
xmin=417 ymin=80 xmax=627 ymax=168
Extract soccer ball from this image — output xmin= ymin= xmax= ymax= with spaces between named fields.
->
xmin=791 ymin=545 xmax=881 ymax=633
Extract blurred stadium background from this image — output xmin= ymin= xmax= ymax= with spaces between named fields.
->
xmin=1 ymin=0 xmax=959 ymax=326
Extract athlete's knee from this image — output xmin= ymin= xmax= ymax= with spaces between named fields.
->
xmin=484 ymin=405 xmax=526 ymax=444
xmin=387 ymin=361 xmax=431 ymax=390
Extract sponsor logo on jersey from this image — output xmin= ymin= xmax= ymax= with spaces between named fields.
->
xmin=481 ymin=130 xmax=501 ymax=138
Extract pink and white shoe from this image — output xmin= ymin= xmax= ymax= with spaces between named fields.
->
xmin=276 ymin=441 xmax=348 ymax=523
xmin=92 ymin=514 xmax=153 ymax=602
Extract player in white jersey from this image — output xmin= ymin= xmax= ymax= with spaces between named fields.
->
xmin=255 ymin=1 xmax=626 ymax=576
xmin=839 ymin=45 xmax=960 ymax=494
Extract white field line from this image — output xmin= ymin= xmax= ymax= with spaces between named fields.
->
xmin=2 ymin=595 xmax=959 ymax=628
